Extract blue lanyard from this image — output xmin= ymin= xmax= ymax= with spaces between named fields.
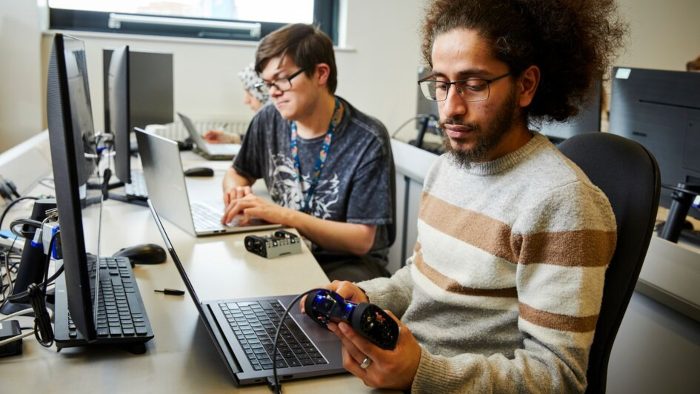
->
xmin=290 ymin=97 xmax=342 ymax=213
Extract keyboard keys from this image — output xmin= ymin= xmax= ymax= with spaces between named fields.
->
xmin=218 ymin=300 xmax=327 ymax=370
xmin=66 ymin=257 xmax=152 ymax=342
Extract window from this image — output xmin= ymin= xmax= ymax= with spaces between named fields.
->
xmin=48 ymin=0 xmax=339 ymax=43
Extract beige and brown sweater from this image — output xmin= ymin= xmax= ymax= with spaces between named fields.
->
xmin=359 ymin=133 xmax=617 ymax=393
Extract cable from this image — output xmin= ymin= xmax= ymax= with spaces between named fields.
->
xmin=0 ymin=195 xmax=39 ymax=230
xmin=268 ymin=288 xmax=325 ymax=394
xmin=0 ymin=231 xmax=21 ymax=305
xmin=0 ymin=307 xmax=33 ymax=321
xmin=5 ymin=231 xmax=63 ymax=303
xmin=9 ymin=218 xmax=42 ymax=239
xmin=0 ymin=329 xmax=34 ymax=347
xmin=390 ymin=115 xmax=426 ymax=139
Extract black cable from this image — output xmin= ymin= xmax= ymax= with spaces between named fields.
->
xmin=0 ymin=229 xmax=21 ymax=306
xmin=0 ymin=195 xmax=39 ymax=230
xmin=5 ymin=231 xmax=63 ymax=303
xmin=9 ymin=218 xmax=42 ymax=239
xmin=268 ymin=288 xmax=325 ymax=394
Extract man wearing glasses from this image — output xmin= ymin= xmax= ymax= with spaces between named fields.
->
xmin=320 ymin=0 xmax=626 ymax=392
xmin=222 ymin=23 xmax=393 ymax=282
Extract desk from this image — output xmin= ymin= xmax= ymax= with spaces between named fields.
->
xmin=0 ymin=147 xmax=379 ymax=393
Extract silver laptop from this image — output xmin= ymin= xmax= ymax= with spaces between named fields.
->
xmin=135 ymin=127 xmax=279 ymax=236
xmin=146 ymin=199 xmax=345 ymax=386
xmin=177 ymin=112 xmax=241 ymax=161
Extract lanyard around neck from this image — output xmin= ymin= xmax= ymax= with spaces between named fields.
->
xmin=289 ymin=97 xmax=342 ymax=213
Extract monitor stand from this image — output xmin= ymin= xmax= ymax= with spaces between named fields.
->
xmin=657 ymin=183 xmax=700 ymax=245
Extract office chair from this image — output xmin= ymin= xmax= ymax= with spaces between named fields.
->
xmin=388 ymin=149 xmax=397 ymax=248
xmin=558 ymin=132 xmax=661 ymax=394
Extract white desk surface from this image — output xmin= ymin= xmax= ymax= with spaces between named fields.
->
xmin=0 ymin=151 xmax=383 ymax=393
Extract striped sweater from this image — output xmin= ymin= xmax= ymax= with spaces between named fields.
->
xmin=358 ymin=133 xmax=617 ymax=393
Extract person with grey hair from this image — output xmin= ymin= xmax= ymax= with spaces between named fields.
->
xmin=202 ymin=63 xmax=270 ymax=144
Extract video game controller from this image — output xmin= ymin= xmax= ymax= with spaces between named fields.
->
xmin=304 ymin=289 xmax=399 ymax=350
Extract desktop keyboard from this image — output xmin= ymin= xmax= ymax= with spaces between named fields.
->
xmin=124 ymin=171 xmax=148 ymax=199
xmin=55 ymin=256 xmax=154 ymax=348
xmin=219 ymin=300 xmax=327 ymax=371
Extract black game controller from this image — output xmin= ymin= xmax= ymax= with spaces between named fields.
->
xmin=304 ymin=289 xmax=399 ymax=350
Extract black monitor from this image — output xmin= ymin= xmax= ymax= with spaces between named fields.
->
xmin=103 ymin=49 xmax=174 ymax=132
xmin=106 ymin=45 xmax=131 ymax=184
xmin=609 ymin=66 xmax=700 ymax=229
xmin=47 ymin=34 xmax=98 ymax=187
xmin=46 ymin=33 xmax=101 ymax=339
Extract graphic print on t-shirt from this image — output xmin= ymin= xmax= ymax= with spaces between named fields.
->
xmin=268 ymin=153 xmax=339 ymax=219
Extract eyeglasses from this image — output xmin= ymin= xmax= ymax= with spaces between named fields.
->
xmin=417 ymin=72 xmax=510 ymax=102
xmin=255 ymin=68 xmax=305 ymax=93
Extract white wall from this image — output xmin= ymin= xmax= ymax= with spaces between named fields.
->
xmin=615 ymin=0 xmax=700 ymax=71
xmin=0 ymin=0 xmax=43 ymax=152
xmin=31 ymin=0 xmax=423 ymax=140
xmin=3 ymin=0 xmax=698 ymax=154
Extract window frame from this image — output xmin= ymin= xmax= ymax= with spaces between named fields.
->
xmin=47 ymin=0 xmax=339 ymax=44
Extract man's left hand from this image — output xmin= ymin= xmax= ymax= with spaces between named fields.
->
xmin=328 ymin=310 xmax=421 ymax=390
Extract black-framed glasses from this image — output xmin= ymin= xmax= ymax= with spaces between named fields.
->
xmin=418 ymin=72 xmax=511 ymax=102
xmin=255 ymin=68 xmax=306 ymax=93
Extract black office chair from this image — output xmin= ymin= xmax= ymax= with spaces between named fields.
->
xmin=558 ymin=132 xmax=661 ymax=394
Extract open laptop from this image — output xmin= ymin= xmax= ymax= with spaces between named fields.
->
xmin=146 ymin=199 xmax=345 ymax=385
xmin=177 ymin=112 xmax=241 ymax=161
xmin=134 ymin=127 xmax=280 ymax=236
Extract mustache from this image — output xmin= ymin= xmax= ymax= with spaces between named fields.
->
xmin=439 ymin=118 xmax=479 ymax=132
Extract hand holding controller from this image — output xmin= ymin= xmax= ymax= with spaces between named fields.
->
xmin=303 ymin=289 xmax=399 ymax=350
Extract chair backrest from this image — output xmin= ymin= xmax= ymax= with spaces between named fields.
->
xmin=388 ymin=148 xmax=397 ymax=248
xmin=557 ymin=132 xmax=661 ymax=394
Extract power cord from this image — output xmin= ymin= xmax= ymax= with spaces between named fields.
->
xmin=0 ymin=231 xmax=61 ymax=349
xmin=390 ymin=115 xmax=427 ymax=139
xmin=0 ymin=196 xmax=40 ymax=230
xmin=267 ymin=288 xmax=325 ymax=394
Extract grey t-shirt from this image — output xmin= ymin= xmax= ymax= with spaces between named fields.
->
xmin=233 ymin=97 xmax=393 ymax=262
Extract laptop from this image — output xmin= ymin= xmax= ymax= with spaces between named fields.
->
xmin=134 ymin=127 xmax=280 ymax=236
xmin=146 ymin=199 xmax=345 ymax=385
xmin=177 ymin=112 xmax=241 ymax=161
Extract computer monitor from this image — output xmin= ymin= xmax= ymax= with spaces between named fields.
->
xmin=609 ymin=66 xmax=700 ymax=223
xmin=46 ymin=33 xmax=101 ymax=339
xmin=536 ymin=78 xmax=602 ymax=142
xmin=103 ymin=49 xmax=174 ymax=132
xmin=106 ymin=45 xmax=131 ymax=184
xmin=47 ymin=34 xmax=98 ymax=187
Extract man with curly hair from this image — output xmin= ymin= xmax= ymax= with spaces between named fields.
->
xmin=320 ymin=0 xmax=627 ymax=392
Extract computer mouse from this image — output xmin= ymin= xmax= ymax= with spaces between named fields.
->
xmin=184 ymin=166 xmax=214 ymax=177
xmin=113 ymin=243 xmax=167 ymax=266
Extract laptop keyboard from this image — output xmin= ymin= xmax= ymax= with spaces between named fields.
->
xmin=219 ymin=300 xmax=327 ymax=371
xmin=191 ymin=202 xmax=226 ymax=231
xmin=64 ymin=256 xmax=153 ymax=341
xmin=124 ymin=171 xmax=148 ymax=199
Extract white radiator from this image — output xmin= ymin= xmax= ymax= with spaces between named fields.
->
xmin=147 ymin=118 xmax=250 ymax=141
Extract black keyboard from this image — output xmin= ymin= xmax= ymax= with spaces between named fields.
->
xmin=55 ymin=256 xmax=154 ymax=349
xmin=219 ymin=300 xmax=327 ymax=371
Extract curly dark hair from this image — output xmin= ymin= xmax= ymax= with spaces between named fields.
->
xmin=421 ymin=0 xmax=627 ymax=122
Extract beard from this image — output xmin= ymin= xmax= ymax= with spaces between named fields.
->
xmin=440 ymin=86 xmax=518 ymax=166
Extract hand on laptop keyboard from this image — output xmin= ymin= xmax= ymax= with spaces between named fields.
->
xmin=225 ymin=215 xmax=244 ymax=227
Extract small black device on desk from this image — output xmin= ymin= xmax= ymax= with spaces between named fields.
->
xmin=113 ymin=243 xmax=167 ymax=267
xmin=184 ymin=166 xmax=214 ymax=177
